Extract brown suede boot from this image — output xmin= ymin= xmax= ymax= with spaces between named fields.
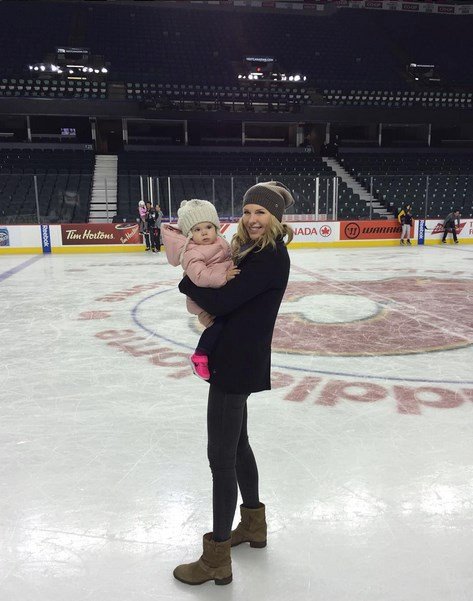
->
xmin=173 ymin=533 xmax=232 ymax=586
xmin=231 ymin=503 xmax=267 ymax=548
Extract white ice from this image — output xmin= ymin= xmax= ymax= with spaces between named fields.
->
xmin=0 ymin=245 xmax=472 ymax=601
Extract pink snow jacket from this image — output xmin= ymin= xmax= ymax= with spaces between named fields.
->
xmin=161 ymin=224 xmax=233 ymax=315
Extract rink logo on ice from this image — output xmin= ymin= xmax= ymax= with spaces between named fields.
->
xmin=272 ymin=280 xmax=473 ymax=356
xmin=40 ymin=225 xmax=51 ymax=253
xmin=0 ymin=228 xmax=9 ymax=246
xmin=92 ymin=329 xmax=473 ymax=416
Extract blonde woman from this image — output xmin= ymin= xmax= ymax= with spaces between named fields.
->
xmin=174 ymin=181 xmax=294 ymax=586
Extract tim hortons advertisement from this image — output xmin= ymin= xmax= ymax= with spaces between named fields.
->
xmin=61 ymin=223 xmax=141 ymax=245
xmin=340 ymin=219 xmax=406 ymax=241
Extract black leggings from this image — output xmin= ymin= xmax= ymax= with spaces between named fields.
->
xmin=207 ymin=384 xmax=260 ymax=542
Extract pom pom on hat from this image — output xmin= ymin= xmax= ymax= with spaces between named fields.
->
xmin=177 ymin=199 xmax=220 ymax=237
xmin=242 ymin=181 xmax=295 ymax=222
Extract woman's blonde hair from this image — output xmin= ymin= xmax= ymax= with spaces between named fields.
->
xmin=231 ymin=214 xmax=293 ymax=263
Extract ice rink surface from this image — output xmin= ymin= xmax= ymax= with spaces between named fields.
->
xmin=1 ymin=245 xmax=472 ymax=601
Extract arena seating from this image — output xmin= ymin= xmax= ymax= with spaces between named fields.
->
xmin=0 ymin=79 xmax=107 ymax=100
xmin=0 ymin=149 xmax=94 ymax=223
xmin=324 ymin=90 xmax=473 ymax=109
xmin=116 ymin=150 xmax=372 ymax=220
xmin=82 ymin=5 xmax=401 ymax=90
xmin=339 ymin=153 xmax=473 ymax=218
xmin=126 ymin=82 xmax=310 ymax=110
xmin=0 ymin=3 xmax=472 ymax=108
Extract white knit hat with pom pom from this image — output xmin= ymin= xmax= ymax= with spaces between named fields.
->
xmin=177 ymin=199 xmax=220 ymax=237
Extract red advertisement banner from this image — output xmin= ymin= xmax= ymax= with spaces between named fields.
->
xmin=341 ymin=220 xmax=406 ymax=240
xmin=430 ymin=222 xmax=466 ymax=235
xmin=61 ymin=223 xmax=141 ymax=245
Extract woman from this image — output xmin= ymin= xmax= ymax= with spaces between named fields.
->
xmin=173 ymin=181 xmax=294 ymax=586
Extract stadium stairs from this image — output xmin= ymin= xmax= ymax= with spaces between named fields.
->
xmin=89 ymin=155 xmax=117 ymax=223
xmin=322 ymin=157 xmax=393 ymax=218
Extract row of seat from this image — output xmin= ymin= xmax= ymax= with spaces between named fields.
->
xmin=0 ymin=149 xmax=94 ymax=223
xmin=3 ymin=147 xmax=473 ymax=223
xmin=325 ymin=90 xmax=473 ymax=109
xmin=127 ymin=84 xmax=310 ymax=104
xmin=0 ymin=78 xmax=107 ymax=99
xmin=116 ymin=151 xmax=370 ymax=219
xmin=339 ymin=153 xmax=473 ymax=218
xmin=2 ymin=4 xmax=473 ymax=98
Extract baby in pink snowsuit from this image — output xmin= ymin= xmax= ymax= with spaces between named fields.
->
xmin=161 ymin=199 xmax=239 ymax=380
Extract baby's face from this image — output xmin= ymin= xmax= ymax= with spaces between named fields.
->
xmin=191 ymin=222 xmax=218 ymax=245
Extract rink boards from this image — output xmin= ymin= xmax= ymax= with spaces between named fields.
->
xmin=1 ymin=219 xmax=472 ymax=253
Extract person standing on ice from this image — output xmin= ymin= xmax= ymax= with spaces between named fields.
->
xmin=138 ymin=200 xmax=150 ymax=251
xmin=161 ymin=199 xmax=240 ymax=379
xmin=172 ymin=181 xmax=295 ymax=587
xmin=442 ymin=209 xmax=461 ymax=244
xmin=398 ymin=203 xmax=413 ymax=245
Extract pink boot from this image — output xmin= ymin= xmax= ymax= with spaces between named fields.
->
xmin=190 ymin=353 xmax=210 ymax=380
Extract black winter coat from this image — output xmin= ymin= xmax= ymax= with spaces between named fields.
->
xmin=179 ymin=238 xmax=290 ymax=394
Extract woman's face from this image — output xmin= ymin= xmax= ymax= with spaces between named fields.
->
xmin=242 ymin=204 xmax=272 ymax=241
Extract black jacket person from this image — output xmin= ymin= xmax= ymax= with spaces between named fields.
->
xmin=173 ymin=181 xmax=294 ymax=587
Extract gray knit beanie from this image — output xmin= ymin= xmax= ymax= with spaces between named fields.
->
xmin=177 ymin=199 xmax=220 ymax=237
xmin=242 ymin=181 xmax=295 ymax=222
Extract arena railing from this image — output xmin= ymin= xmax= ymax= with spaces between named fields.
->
xmin=2 ymin=174 xmax=472 ymax=225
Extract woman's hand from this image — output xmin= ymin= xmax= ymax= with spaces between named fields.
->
xmin=226 ymin=265 xmax=241 ymax=282
xmin=198 ymin=311 xmax=215 ymax=328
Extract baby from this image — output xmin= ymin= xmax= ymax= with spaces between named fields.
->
xmin=161 ymin=199 xmax=239 ymax=379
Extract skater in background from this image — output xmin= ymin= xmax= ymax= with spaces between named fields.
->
xmin=146 ymin=204 xmax=163 ymax=252
xmin=154 ymin=204 xmax=163 ymax=251
xmin=138 ymin=200 xmax=150 ymax=251
xmin=398 ymin=204 xmax=413 ymax=245
xmin=161 ymin=199 xmax=239 ymax=379
xmin=442 ymin=209 xmax=461 ymax=244
xmin=172 ymin=181 xmax=294 ymax=587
